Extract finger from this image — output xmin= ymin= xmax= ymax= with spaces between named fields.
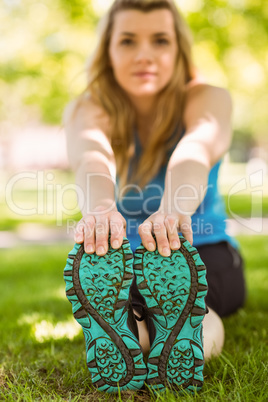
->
xmin=180 ymin=215 xmax=193 ymax=245
xmin=74 ymin=221 xmax=85 ymax=244
xmin=95 ymin=213 xmax=109 ymax=255
xmin=138 ymin=221 xmax=156 ymax=251
xmin=164 ymin=215 xmax=181 ymax=249
xmin=152 ymin=219 xmax=171 ymax=257
xmin=83 ymin=216 xmax=96 ymax=254
xmin=110 ymin=212 xmax=126 ymax=249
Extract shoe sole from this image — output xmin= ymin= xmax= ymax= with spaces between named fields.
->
xmin=63 ymin=237 xmax=147 ymax=393
xmin=133 ymin=236 xmax=208 ymax=393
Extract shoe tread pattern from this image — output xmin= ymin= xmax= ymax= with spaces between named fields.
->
xmin=134 ymin=235 xmax=207 ymax=393
xmin=64 ymin=236 xmax=147 ymax=393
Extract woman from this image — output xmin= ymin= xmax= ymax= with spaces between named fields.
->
xmin=63 ymin=0 xmax=246 ymax=394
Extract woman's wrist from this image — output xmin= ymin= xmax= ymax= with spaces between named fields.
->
xmin=82 ymin=199 xmax=117 ymax=216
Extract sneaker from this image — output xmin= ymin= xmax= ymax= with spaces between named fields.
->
xmin=63 ymin=236 xmax=147 ymax=393
xmin=133 ymin=235 xmax=208 ymax=393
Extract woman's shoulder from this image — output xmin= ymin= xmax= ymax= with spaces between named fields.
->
xmin=184 ymin=79 xmax=232 ymax=106
xmin=182 ymin=79 xmax=232 ymax=134
xmin=63 ymin=94 xmax=112 ymax=139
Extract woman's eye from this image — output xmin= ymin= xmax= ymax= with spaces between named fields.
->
xmin=120 ymin=39 xmax=134 ymax=46
xmin=156 ymin=38 xmax=169 ymax=46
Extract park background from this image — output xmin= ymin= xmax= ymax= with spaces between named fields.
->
xmin=0 ymin=0 xmax=268 ymax=400
xmin=1 ymin=0 xmax=268 ymax=242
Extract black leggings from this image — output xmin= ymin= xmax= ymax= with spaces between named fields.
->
xmin=131 ymin=241 xmax=247 ymax=319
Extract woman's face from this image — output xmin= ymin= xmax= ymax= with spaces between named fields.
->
xmin=109 ymin=9 xmax=178 ymax=100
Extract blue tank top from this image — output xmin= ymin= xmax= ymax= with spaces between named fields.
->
xmin=115 ymin=128 xmax=237 ymax=253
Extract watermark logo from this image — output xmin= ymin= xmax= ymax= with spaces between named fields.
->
xmin=5 ymin=171 xmax=82 ymax=226
xmin=227 ymin=169 xmax=263 ymax=233
xmin=4 ymin=168 xmax=265 ymax=236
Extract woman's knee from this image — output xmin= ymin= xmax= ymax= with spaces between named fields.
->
xmin=198 ymin=241 xmax=247 ymax=317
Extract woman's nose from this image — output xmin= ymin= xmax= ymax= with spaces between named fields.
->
xmin=134 ymin=43 xmax=154 ymax=63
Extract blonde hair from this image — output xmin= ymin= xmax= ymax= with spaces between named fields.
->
xmin=74 ymin=0 xmax=195 ymax=198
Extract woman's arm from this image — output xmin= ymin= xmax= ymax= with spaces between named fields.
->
xmin=64 ymin=98 xmax=126 ymax=254
xmin=138 ymin=84 xmax=233 ymax=256
xmin=64 ymin=98 xmax=116 ymax=214
xmin=160 ymin=84 xmax=232 ymax=214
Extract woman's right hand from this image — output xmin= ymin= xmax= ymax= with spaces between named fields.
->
xmin=74 ymin=206 xmax=127 ymax=256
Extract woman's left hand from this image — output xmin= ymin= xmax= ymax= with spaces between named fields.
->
xmin=138 ymin=211 xmax=193 ymax=257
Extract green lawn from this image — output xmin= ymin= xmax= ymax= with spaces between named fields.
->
xmin=0 ymin=236 xmax=267 ymax=401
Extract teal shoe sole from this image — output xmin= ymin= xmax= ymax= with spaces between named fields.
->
xmin=133 ymin=236 xmax=208 ymax=393
xmin=63 ymin=237 xmax=147 ymax=393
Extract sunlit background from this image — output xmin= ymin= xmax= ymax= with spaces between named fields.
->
xmin=1 ymin=0 xmax=268 ymax=247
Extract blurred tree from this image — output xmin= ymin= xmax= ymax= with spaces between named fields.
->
xmin=184 ymin=0 xmax=268 ymax=146
xmin=0 ymin=0 xmax=97 ymax=126
xmin=0 ymin=0 xmax=267 ymax=149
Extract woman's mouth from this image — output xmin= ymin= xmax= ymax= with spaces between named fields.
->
xmin=133 ymin=72 xmax=157 ymax=79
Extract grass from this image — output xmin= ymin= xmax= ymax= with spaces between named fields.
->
xmin=224 ymin=194 xmax=267 ymax=218
xmin=0 ymin=236 xmax=268 ymax=401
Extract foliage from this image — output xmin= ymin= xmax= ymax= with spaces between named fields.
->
xmin=0 ymin=0 xmax=268 ymax=140
xmin=185 ymin=0 xmax=268 ymax=141
xmin=0 ymin=0 xmax=97 ymax=125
